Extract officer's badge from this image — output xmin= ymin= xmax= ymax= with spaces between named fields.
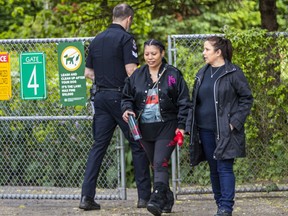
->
xmin=132 ymin=39 xmax=137 ymax=50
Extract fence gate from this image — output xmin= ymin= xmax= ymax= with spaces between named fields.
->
xmin=0 ymin=38 xmax=126 ymax=200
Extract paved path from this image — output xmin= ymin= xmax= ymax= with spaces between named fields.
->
xmin=0 ymin=190 xmax=287 ymax=215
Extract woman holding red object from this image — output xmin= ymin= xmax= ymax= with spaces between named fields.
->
xmin=121 ymin=39 xmax=190 ymax=216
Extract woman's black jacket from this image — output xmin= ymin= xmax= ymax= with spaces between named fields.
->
xmin=186 ymin=60 xmax=253 ymax=165
xmin=121 ymin=63 xmax=190 ymax=130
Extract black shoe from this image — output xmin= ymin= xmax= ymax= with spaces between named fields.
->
xmin=79 ymin=196 xmax=100 ymax=210
xmin=147 ymin=203 xmax=162 ymax=216
xmin=214 ymin=209 xmax=232 ymax=216
xmin=147 ymin=182 xmax=168 ymax=216
xmin=137 ymin=199 xmax=148 ymax=208
xmin=162 ymin=189 xmax=174 ymax=213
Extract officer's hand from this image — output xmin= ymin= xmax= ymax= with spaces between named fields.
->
xmin=123 ymin=110 xmax=135 ymax=123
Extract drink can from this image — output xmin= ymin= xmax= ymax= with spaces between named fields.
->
xmin=128 ymin=114 xmax=142 ymax=141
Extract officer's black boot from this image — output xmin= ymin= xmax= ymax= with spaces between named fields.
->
xmin=162 ymin=187 xmax=174 ymax=213
xmin=147 ymin=182 xmax=167 ymax=216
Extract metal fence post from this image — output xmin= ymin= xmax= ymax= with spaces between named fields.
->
xmin=119 ymin=131 xmax=127 ymax=200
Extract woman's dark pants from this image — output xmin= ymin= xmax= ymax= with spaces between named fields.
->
xmin=199 ymin=128 xmax=235 ymax=213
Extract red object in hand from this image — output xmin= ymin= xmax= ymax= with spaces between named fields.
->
xmin=168 ymin=131 xmax=184 ymax=147
xmin=174 ymin=131 xmax=184 ymax=147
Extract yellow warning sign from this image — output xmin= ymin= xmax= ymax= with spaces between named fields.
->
xmin=0 ymin=52 xmax=12 ymax=100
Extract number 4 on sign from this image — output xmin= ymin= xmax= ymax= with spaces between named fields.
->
xmin=28 ymin=65 xmax=39 ymax=95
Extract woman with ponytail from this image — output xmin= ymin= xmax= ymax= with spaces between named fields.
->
xmin=186 ymin=36 xmax=253 ymax=216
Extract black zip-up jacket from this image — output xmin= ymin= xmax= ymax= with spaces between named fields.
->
xmin=186 ymin=60 xmax=253 ymax=164
xmin=121 ymin=63 xmax=190 ymax=130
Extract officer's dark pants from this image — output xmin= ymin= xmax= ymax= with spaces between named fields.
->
xmin=81 ymin=91 xmax=151 ymax=201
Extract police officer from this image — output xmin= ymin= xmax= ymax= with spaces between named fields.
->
xmin=79 ymin=3 xmax=151 ymax=211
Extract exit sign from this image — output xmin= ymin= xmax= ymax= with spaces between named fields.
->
xmin=20 ymin=52 xmax=47 ymax=100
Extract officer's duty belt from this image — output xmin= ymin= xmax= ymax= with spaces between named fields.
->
xmin=96 ymin=87 xmax=123 ymax=92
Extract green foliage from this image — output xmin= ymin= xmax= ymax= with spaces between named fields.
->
xmin=233 ymin=158 xmax=255 ymax=183
xmin=0 ymin=120 xmax=91 ymax=187
xmin=224 ymin=27 xmax=288 ymax=182
xmin=277 ymin=0 xmax=288 ymax=31
xmin=179 ymin=146 xmax=210 ymax=185
xmin=174 ymin=44 xmax=205 ymax=90
xmin=1 ymin=0 xmax=288 ymax=40
xmin=0 ymin=0 xmax=152 ymax=39
xmin=125 ymin=141 xmax=136 ymax=188
xmin=149 ymin=0 xmax=260 ymax=42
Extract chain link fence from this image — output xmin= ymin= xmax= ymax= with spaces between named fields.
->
xmin=0 ymin=38 xmax=126 ymax=200
xmin=168 ymin=33 xmax=288 ymax=197
xmin=1 ymin=34 xmax=288 ymax=200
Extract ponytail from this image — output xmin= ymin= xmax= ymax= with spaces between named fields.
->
xmin=206 ymin=36 xmax=233 ymax=62
xmin=162 ymin=57 xmax=167 ymax=64
xmin=224 ymin=38 xmax=233 ymax=62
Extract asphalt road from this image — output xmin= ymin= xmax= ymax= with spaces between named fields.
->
xmin=0 ymin=190 xmax=287 ymax=216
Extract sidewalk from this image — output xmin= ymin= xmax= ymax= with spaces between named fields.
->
xmin=0 ymin=189 xmax=287 ymax=215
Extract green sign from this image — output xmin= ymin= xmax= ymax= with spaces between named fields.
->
xmin=57 ymin=42 xmax=87 ymax=106
xmin=20 ymin=52 xmax=47 ymax=100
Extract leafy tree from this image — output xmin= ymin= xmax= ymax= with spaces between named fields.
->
xmin=1 ymin=0 xmax=287 ymax=45
xmin=0 ymin=0 xmax=152 ymax=39
xmin=0 ymin=0 xmax=42 ymax=38
xmin=148 ymin=0 xmax=287 ymax=43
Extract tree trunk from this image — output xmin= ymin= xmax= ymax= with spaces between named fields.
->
xmin=259 ymin=0 xmax=278 ymax=31
xmin=259 ymin=0 xmax=280 ymax=84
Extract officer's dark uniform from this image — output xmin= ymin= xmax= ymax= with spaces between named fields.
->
xmin=81 ymin=24 xmax=151 ymax=202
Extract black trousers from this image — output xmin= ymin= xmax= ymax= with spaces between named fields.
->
xmin=81 ymin=91 xmax=151 ymax=200
xmin=140 ymin=139 xmax=176 ymax=186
